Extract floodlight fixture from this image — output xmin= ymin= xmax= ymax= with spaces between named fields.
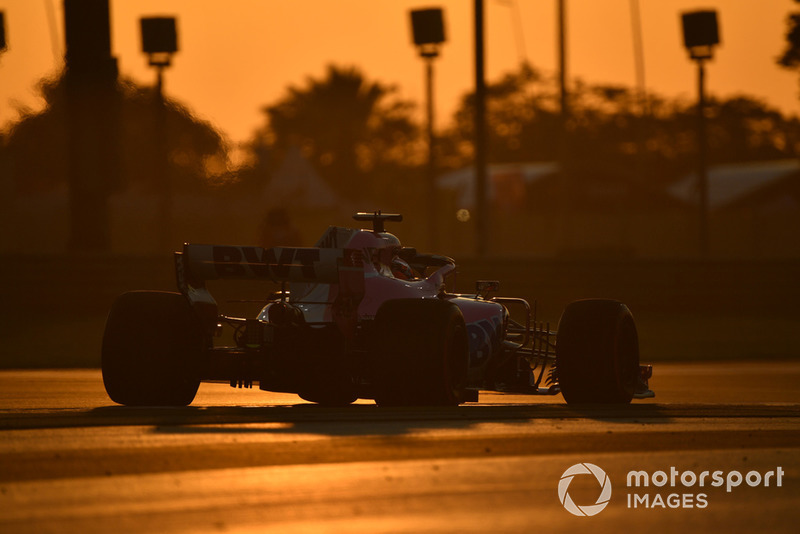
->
xmin=411 ymin=8 xmax=445 ymax=58
xmin=140 ymin=16 xmax=178 ymax=67
xmin=681 ymin=10 xmax=719 ymax=61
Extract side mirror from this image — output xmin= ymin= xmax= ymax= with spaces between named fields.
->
xmin=475 ymin=280 xmax=500 ymax=297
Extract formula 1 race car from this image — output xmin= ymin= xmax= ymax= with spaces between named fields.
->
xmin=101 ymin=211 xmax=654 ymax=407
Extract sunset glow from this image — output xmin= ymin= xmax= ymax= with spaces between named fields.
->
xmin=0 ymin=0 xmax=797 ymax=146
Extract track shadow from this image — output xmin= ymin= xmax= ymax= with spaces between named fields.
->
xmin=79 ymin=402 xmax=679 ymax=436
xmin=11 ymin=402 xmax=795 ymax=433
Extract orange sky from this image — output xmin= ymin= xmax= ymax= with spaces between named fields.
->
xmin=1 ymin=0 xmax=798 ymax=153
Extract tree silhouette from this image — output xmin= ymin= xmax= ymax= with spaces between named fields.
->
xmin=5 ymin=73 xmax=230 ymax=195
xmin=779 ymin=1 xmax=800 ymax=69
xmin=247 ymin=65 xmax=420 ymax=202
xmin=440 ymin=64 xmax=558 ymax=167
xmin=439 ymin=64 xmax=800 ymax=189
xmin=779 ymin=1 xmax=800 ymax=104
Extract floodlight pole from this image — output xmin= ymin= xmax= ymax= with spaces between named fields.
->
xmin=474 ymin=0 xmax=488 ymax=257
xmin=423 ymin=50 xmax=438 ymax=251
xmin=63 ymin=0 xmax=119 ymax=252
xmin=141 ymin=16 xmax=177 ymax=251
xmin=557 ymin=0 xmax=571 ymax=252
xmin=1 ymin=12 xmax=5 ymax=122
xmin=144 ymin=56 xmax=172 ymax=251
xmin=0 ymin=11 xmax=6 ymax=54
xmin=697 ymin=59 xmax=709 ymax=257
xmin=410 ymin=7 xmax=446 ymax=252
xmin=681 ymin=9 xmax=718 ymax=257
xmin=153 ymin=62 xmax=170 ymax=251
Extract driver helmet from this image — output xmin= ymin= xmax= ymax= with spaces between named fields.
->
xmin=391 ymin=257 xmax=415 ymax=280
xmin=377 ymin=233 xmax=401 ymax=271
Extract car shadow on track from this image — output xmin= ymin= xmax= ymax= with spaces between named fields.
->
xmin=20 ymin=402 xmax=799 ymax=433
xmin=72 ymin=402 xmax=677 ymax=436
xmin=0 ymin=403 xmax=684 ymax=432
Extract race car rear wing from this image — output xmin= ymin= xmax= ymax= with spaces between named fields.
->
xmin=175 ymin=244 xmax=364 ymax=329
xmin=176 ymin=244 xmax=353 ymax=286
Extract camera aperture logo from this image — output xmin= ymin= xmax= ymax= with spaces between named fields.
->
xmin=558 ymin=463 xmax=612 ymax=516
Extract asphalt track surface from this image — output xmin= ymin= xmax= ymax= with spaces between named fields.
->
xmin=1 ymin=362 xmax=798 ymax=533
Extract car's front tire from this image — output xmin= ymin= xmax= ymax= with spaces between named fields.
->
xmin=555 ymin=299 xmax=639 ymax=404
xmin=102 ymin=291 xmax=203 ymax=406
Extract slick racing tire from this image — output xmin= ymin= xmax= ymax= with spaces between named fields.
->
xmin=373 ymin=299 xmax=469 ymax=407
xmin=102 ymin=291 xmax=203 ymax=406
xmin=555 ymin=299 xmax=639 ymax=404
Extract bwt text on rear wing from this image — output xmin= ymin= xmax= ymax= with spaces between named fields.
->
xmin=174 ymin=244 xmax=365 ymax=327
xmin=176 ymin=244 xmax=364 ymax=285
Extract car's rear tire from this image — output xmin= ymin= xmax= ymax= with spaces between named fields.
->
xmin=102 ymin=291 xmax=203 ymax=406
xmin=555 ymin=299 xmax=639 ymax=404
xmin=372 ymin=299 xmax=469 ymax=407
